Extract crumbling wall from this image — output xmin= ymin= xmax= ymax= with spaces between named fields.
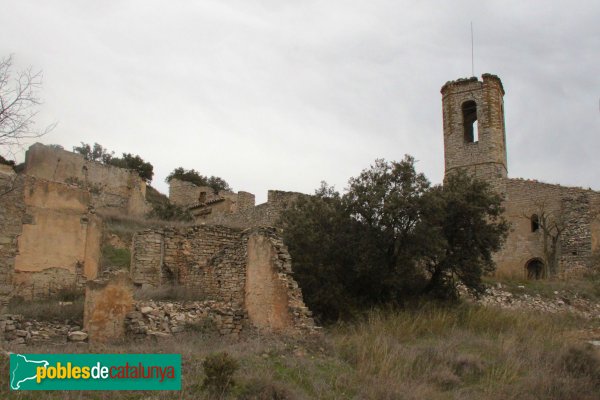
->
xmin=131 ymin=225 xmax=241 ymax=288
xmin=494 ymin=178 xmax=598 ymax=278
xmin=590 ymin=194 xmax=600 ymax=268
xmin=24 ymin=143 xmax=149 ymax=216
xmin=0 ymin=167 xmax=25 ymax=302
xmin=12 ymin=178 xmax=101 ymax=299
xmin=130 ymin=225 xmax=315 ymax=334
xmin=559 ymin=193 xmax=593 ymax=276
xmin=201 ymin=190 xmax=303 ymax=229
xmin=84 ymin=271 xmax=133 ymax=342
xmin=168 ymin=179 xmax=213 ymax=206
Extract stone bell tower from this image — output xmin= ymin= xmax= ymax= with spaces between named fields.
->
xmin=441 ymin=74 xmax=507 ymax=190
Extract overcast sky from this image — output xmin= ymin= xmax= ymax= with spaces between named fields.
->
xmin=2 ymin=1 xmax=599 ymax=203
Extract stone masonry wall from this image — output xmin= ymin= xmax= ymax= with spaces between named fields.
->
xmin=494 ymin=178 xmax=599 ymax=278
xmin=0 ymin=167 xmax=25 ymax=304
xmin=24 ymin=143 xmax=149 ymax=216
xmin=130 ymin=225 xmax=315 ymax=334
xmin=202 ymin=190 xmax=304 ymax=229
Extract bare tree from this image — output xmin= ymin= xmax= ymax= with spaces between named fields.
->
xmin=0 ymin=55 xmax=54 ymax=159
xmin=523 ymin=202 xmax=565 ymax=277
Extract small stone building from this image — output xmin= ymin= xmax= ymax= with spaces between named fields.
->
xmin=169 ymin=177 xmax=302 ymax=228
xmin=441 ymin=74 xmax=600 ymax=278
xmin=131 ymin=225 xmax=315 ymax=333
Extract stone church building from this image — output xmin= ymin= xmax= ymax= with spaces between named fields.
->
xmin=441 ymin=74 xmax=600 ymax=279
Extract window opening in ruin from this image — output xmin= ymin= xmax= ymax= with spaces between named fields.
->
xmin=526 ymin=258 xmax=544 ymax=280
xmin=531 ymin=214 xmax=540 ymax=232
xmin=462 ymin=100 xmax=478 ymax=143
xmin=199 ymin=192 xmax=207 ymax=203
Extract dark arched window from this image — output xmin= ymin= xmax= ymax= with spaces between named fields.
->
xmin=462 ymin=100 xmax=478 ymax=143
xmin=531 ymin=214 xmax=540 ymax=232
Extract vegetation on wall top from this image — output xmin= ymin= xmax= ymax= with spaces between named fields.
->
xmin=166 ymin=167 xmax=231 ymax=194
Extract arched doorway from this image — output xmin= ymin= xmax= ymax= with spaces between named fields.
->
xmin=525 ymin=258 xmax=545 ymax=280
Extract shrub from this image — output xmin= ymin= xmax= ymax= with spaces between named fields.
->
xmin=147 ymin=202 xmax=193 ymax=222
xmin=238 ymin=378 xmax=296 ymax=400
xmin=7 ymin=297 xmax=84 ymax=323
xmin=101 ymin=245 xmax=131 ymax=269
xmin=560 ymin=344 xmax=600 ymax=380
xmin=202 ymin=352 xmax=239 ymax=395
xmin=166 ymin=167 xmax=231 ymax=193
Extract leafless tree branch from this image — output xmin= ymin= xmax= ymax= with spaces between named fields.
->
xmin=0 ymin=55 xmax=55 ymax=159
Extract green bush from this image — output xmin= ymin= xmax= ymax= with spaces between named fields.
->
xmin=238 ymin=378 xmax=296 ymax=400
xmin=202 ymin=352 xmax=239 ymax=395
xmin=101 ymin=245 xmax=131 ymax=269
xmin=166 ymin=167 xmax=231 ymax=193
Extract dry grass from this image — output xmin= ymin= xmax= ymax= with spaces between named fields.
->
xmin=485 ymin=271 xmax=600 ymax=302
xmin=7 ymin=287 xmax=84 ymax=323
xmin=1 ymin=303 xmax=598 ymax=399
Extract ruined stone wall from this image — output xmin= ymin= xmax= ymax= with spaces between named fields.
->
xmin=590 ymin=194 xmax=600 ymax=266
xmin=202 ymin=190 xmax=303 ymax=229
xmin=169 ymin=178 xmax=258 ymax=219
xmin=130 ymin=225 xmax=315 ymax=333
xmin=495 ymin=178 xmax=598 ymax=278
xmin=24 ymin=143 xmax=149 ymax=216
xmin=168 ymin=179 xmax=212 ymax=206
xmin=131 ymin=225 xmax=241 ymax=288
xmin=84 ymin=271 xmax=133 ymax=343
xmin=0 ymin=167 xmax=25 ymax=301
xmin=12 ymin=177 xmax=102 ymax=299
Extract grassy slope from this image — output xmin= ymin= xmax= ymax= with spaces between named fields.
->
xmin=1 ymin=303 xmax=598 ymax=400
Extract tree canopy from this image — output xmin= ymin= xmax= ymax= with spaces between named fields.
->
xmin=166 ymin=167 xmax=231 ymax=194
xmin=73 ymin=142 xmax=154 ymax=182
xmin=280 ymin=157 xmax=509 ymax=322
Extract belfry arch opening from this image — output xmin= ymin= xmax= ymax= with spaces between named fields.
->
xmin=525 ymin=258 xmax=545 ymax=280
xmin=530 ymin=214 xmax=540 ymax=232
xmin=462 ymin=100 xmax=478 ymax=143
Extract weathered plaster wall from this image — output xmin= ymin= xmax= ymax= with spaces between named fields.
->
xmin=24 ymin=143 xmax=149 ymax=216
xmin=12 ymin=178 xmax=101 ymax=299
xmin=245 ymin=234 xmax=291 ymax=331
xmin=131 ymin=226 xmax=315 ymax=333
xmin=84 ymin=271 xmax=134 ymax=343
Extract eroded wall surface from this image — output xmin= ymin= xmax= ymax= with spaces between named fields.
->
xmin=1 ymin=162 xmax=105 ymax=301
xmin=494 ymin=178 xmax=600 ymax=278
xmin=12 ymin=178 xmax=101 ymax=299
xmin=200 ymin=190 xmax=303 ymax=229
xmin=131 ymin=225 xmax=315 ymax=333
xmin=84 ymin=271 xmax=134 ymax=342
xmin=0 ymin=167 xmax=25 ymax=301
xmin=24 ymin=143 xmax=149 ymax=216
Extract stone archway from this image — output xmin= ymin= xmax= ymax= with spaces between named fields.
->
xmin=525 ymin=258 xmax=545 ymax=280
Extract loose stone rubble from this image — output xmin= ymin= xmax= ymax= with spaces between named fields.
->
xmin=0 ymin=314 xmax=83 ymax=346
xmin=471 ymin=284 xmax=600 ymax=320
xmin=125 ymin=300 xmax=245 ymax=339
